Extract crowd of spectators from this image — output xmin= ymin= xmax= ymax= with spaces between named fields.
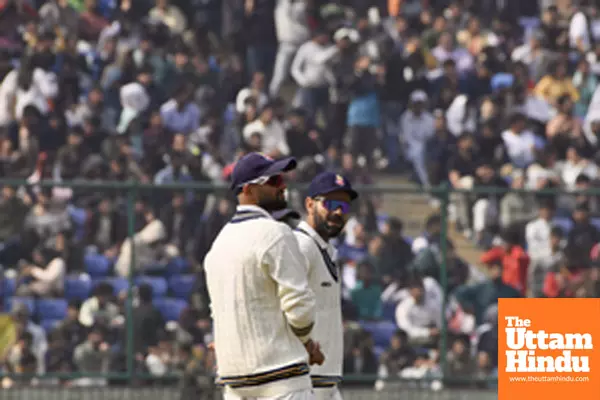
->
xmin=0 ymin=0 xmax=599 ymax=394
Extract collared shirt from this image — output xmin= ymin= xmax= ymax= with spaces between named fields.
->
xmin=400 ymin=110 xmax=436 ymax=150
xmin=395 ymin=295 xmax=442 ymax=341
xmin=159 ymin=99 xmax=201 ymax=135
xmin=525 ymin=217 xmax=552 ymax=260
xmin=204 ymin=205 xmax=315 ymax=397
xmin=294 ymin=221 xmax=343 ymax=380
xmin=501 ymin=129 xmax=540 ymax=169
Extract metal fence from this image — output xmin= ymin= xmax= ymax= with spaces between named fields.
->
xmin=1 ymin=179 xmax=576 ymax=394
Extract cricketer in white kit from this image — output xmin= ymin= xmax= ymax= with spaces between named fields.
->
xmin=278 ymin=172 xmax=358 ymax=400
xmin=204 ymin=153 xmax=324 ymax=400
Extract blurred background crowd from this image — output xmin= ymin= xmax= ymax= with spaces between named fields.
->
xmin=0 ymin=0 xmax=599 ymax=394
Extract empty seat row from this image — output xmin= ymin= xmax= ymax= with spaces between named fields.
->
xmin=4 ymin=297 xmax=68 ymax=321
xmin=7 ymin=296 xmax=189 ymax=334
xmin=359 ymin=320 xmax=398 ymax=349
xmin=84 ymin=254 xmax=190 ymax=278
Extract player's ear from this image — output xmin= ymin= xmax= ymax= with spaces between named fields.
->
xmin=241 ymin=184 xmax=252 ymax=196
xmin=305 ymin=196 xmax=313 ymax=211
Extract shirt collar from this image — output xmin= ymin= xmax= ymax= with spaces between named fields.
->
xmin=297 ymin=220 xmax=331 ymax=251
xmin=235 ymin=204 xmax=274 ymax=219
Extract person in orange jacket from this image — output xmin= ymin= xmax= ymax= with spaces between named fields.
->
xmin=480 ymin=228 xmax=530 ymax=295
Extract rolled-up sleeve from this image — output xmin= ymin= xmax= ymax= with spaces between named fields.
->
xmin=395 ymin=299 xmax=431 ymax=341
xmin=262 ymin=230 xmax=316 ymax=343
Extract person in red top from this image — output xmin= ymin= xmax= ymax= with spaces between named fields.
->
xmin=480 ymin=228 xmax=530 ymax=295
xmin=543 ymin=250 xmax=590 ymax=298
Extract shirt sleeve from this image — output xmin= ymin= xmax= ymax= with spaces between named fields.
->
xmin=33 ymin=69 xmax=59 ymax=99
xmin=30 ymin=258 xmax=65 ymax=283
xmin=313 ymin=46 xmax=340 ymax=65
xmin=261 ymin=228 xmax=316 ymax=343
xmin=78 ymin=298 xmax=96 ymax=327
xmin=395 ymin=299 xmax=431 ymax=340
xmin=291 ymin=45 xmax=309 ymax=87
xmin=481 ymin=247 xmax=503 ymax=265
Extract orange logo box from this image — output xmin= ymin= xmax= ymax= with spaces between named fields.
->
xmin=498 ymin=298 xmax=600 ymax=400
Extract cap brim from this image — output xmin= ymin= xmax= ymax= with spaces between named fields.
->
xmin=230 ymin=157 xmax=297 ymax=190
xmin=263 ymin=157 xmax=297 ymax=176
xmin=314 ymin=187 xmax=359 ymax=200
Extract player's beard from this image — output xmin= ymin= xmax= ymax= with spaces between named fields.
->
xmin=257 ymin=190 xmax=287 ymax=212
xmin=314 ymin=211 xmax=345 ymax=239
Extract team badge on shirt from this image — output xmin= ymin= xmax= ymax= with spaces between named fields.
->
xmin=335 ymin=175 xmax=345 ymax=186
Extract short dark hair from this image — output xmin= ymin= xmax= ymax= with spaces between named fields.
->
xmin=138 ymin=283 xmax=153 ymax=303
xmin=425 ymin=214 xmax=442 ymax=230
xmin=551 ymin=226 xmax=564 ymax=237
xmin=95 ymin=282 xmax=114 ymax=297
xmin=407 ymin=275 xmax=424 ymax=289
xmin=68 ymin=300 xmax=81 ymax=310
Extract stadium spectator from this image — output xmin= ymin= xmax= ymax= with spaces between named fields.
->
xmin=394 ymin=276 xmax=441 ymax=347
xmin=2 ymin=0 xmax=600 ymax=393
xmin=15 ymin=247 xmax=65 ymax=297
xmin=73 ymin=325 xmax=111 ymax=386
xmin=78 ymin=282 xmax=120 ymax=328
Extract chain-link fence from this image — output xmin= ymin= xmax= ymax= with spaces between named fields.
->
xmin=4 ymin=179 xmax=578 ymax=395
xmin=3 ymin=385 xmax=499 ymax=400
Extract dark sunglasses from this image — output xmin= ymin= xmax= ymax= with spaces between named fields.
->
xmin=316 ymin=198 xmax=351 ymax=214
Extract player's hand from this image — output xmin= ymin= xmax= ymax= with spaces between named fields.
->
xmin=304 ymin=340 xmax=325 ymax=366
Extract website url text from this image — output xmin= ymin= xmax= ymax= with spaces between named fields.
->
xmin=508 ymin=376 xmax=589 ymax=383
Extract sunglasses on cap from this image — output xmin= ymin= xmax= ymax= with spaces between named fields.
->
xmin=245 ymin=174 xmax=285 ymax=188
xmin=315 ymin=197 xmax=351 ymax=214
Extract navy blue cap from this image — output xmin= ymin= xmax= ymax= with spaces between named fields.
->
xmin=307 ymin=172 xmax=358 ymax=200
xmin=230 ymin=153 xmax=297 ymax=190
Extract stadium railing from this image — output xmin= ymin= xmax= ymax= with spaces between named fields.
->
xmin=0 ymin=179 xmax=583 ymax=399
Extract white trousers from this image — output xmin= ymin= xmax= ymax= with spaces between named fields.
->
xmin=224 ymin=388 xmax=315 ymax=400
xmin=313 ymin=387 xmax=343 ymax=400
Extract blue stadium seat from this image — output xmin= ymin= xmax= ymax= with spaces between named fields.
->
xmin=165 ymin=257 xmax=190 ymax=277
xmin=376 ymin=214 xmax=389 ymax=231
xmin=169 ymin=275 xmax=196 ymax=300
xmin=374 ymin=345 xmax=385 ymax=360
xmin=68 ymin=206 xmax=88 ymax=241
xmin=360 ymin=320 xmax=398 ymax=348
xmin=40 ymin=319 xmax=62 ymax=334
xmin=552 ymin=217 xmax=573 ymax=234
xmin=84 ymin=254 xmax=112 ymax=277
xmin=64 ymin=276 xmax=92 ymax=301
xmin=5 ymin=297 xmax=35 ymax=314
xmin=592 ymin=218 xmax=600 ymax=232
xmin=154 ymin=298 xmax=187 ymax=322
xmin=3 ymin=278 xmax=16 ymax=298
xmin=93 ymin=277 xmax=129 ymax=295
xmin=140 ymin=262 xmax=167 ymax=275
xmin=382 ymin=302 xmax=397 ymax=322
xmin=135 ymin=276 xmax=168 ymax=298
xmin=36 ymin=299 xmax=68 ymax=320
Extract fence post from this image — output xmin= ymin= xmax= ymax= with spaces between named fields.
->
xmin=125 ymin=181 xmax=138 ymax=382
xmin=439 ymin=183 xmax=450 ymax=383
